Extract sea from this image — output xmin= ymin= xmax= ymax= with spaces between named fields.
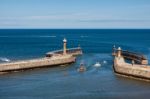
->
xmin=0 ymin=29 xmax=150 ymax=99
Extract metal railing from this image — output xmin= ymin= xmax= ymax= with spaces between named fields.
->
xmin=46 ymin=47 xmax=82 ymax=55
xmin=113 ymin=48 xmax=148 ymax=63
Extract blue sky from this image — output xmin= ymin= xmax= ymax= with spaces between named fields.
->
xmin=0 ymin=0 xmax=150 ymax=29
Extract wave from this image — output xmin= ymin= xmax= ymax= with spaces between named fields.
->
xmin=0 ymin=57 xmax=11 ymax=62
xmin=80 ymin=36 xmax=88 ymax=38
xmin=38 ymin=35 xmax=56 ymax=38
xmin=103 ymin=60 xmax=107 ymax=64
xmin=0 ymin=35 xmax=57 ymax=38
xmin=94 ymin=53 xmax=111 ymax=59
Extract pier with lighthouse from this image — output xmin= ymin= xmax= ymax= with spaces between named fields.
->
xmin=0 ymin=38 xmax=82 ymax=74
xmin=112 ymin=46 xmax=150 ymax=81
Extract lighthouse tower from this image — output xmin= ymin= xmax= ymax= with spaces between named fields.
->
xmin=63 ymin=38 xmax=67 ymax=55
xmin=117 ymin=47 xmax=122 ymax=57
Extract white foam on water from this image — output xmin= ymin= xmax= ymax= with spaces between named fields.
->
xmin=93 ymin=62 xmax=101 ymax=67
xmin=103 ymin=60 xmax=107 ymax=64
xmin=80 ymin=36 xmax=88 ymax=38
xmin=0 ymin=57 xmax=11 ymax=62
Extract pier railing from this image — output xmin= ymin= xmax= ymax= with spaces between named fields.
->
xmin=122 ymin=50 xmax=147 ymax=62
xmin=46 ymin=47 xmax=82 ymax=56
xmin=113 ymin=48 xmax=148 ymax=65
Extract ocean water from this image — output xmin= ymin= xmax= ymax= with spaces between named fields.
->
xmin=0 ymin=29 xmax=150 ymax=99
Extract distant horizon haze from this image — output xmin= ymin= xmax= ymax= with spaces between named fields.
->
xmin=0 ymin=0 xmax=150 ymax=29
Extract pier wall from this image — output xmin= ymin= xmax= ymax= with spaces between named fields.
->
xmin=114 ymin=57 xmax=150 ymax=80
xmin=0 ymin=55 xmax=75 ymax=72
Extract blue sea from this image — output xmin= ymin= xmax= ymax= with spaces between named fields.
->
xmin=0 ymin=29 xmax=150 ymax=99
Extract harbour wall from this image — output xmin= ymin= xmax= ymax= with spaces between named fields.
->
xmin=114 ymin=57 xmax=150 ymax=80
xmin=0 ymin=55 xmax=75 ymax=72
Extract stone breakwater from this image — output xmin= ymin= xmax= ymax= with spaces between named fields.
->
xmin=0 ymin=54 xmax=75 ymax=73
xmin=0 ymin=38 xmax=82 ymax=74
xmin=114 ymin=56 xmax=150 ymax=80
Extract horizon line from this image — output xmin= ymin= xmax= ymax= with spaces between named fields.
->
xmin=0 ymin=28 xmax=150 ymax=30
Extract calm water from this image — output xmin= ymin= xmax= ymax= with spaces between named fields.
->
xmin=0 ymin=29 xmax=150 ymax=99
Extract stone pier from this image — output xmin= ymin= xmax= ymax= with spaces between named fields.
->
xmin=113 ymin=46 xmax=150 ymax=81
xmin=114 ymin=56 xmax=150 ymax=80
xmin=0 ymin=54 xmax=75 ymax=72
xmin=0 ymin=38 xmax=81 ymax=73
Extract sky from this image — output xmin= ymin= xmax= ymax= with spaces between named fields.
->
xmin=0 ymin=0 xmax=150 ymax=29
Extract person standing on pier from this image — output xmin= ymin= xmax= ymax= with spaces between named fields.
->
xmin=132 ymin=60 xmax=135 ymax=66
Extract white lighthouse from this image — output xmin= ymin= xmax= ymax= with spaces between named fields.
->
xmin=63 ymin=38 xmax=67 ymax=55
xmin=117 ymin=47 xmax=122 ymax=57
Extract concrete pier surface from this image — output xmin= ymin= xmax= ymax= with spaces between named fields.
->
xmin=113 ymin=46 xmax=150 ymax=81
